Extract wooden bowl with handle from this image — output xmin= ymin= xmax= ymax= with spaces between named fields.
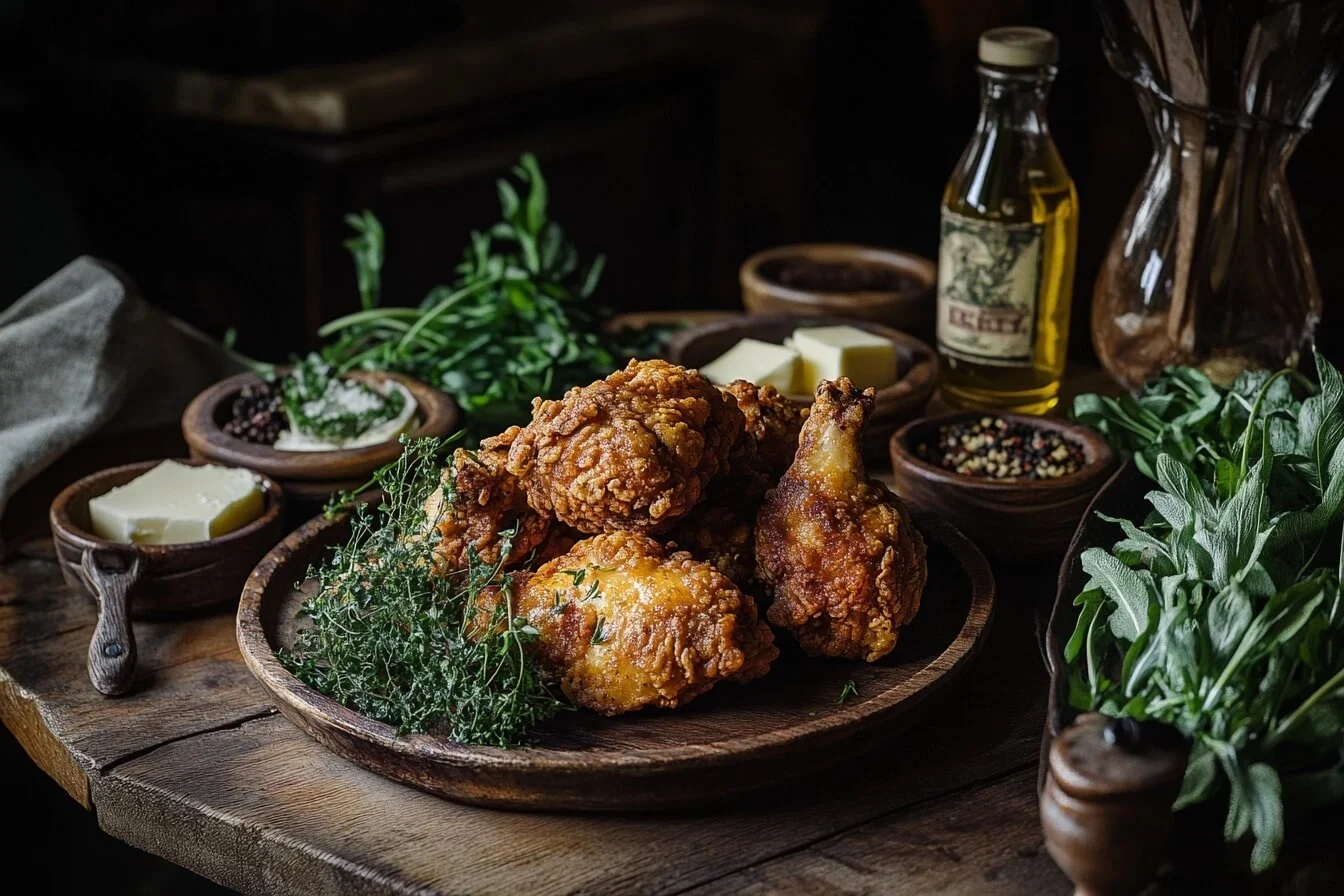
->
xmin=665 ymin=313 xmax=939 ymax=459
xmin=182 ymin=370 xmax=459 ymax=519
xmin=49 ymin=459 xmax=286 ymax=697
xmin=888 ymin=411 xmax=1116 ymax=565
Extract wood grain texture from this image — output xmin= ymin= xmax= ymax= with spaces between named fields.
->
xmin=684 ymin=768 xmax=1070 ymax=896
xmin=889 ymin=412 xmax=1116 ymax=565
xmin=237 ymin=507 xmax=994 ymax=810
xmin=0 ymin=551 xmax=275 ymax=787
xmin=81 ymin=549 xmax=142 ymax=697
xmin=98 ymin=583 xmax=1050 ymax=896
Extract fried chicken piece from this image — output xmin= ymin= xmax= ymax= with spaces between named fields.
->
xmin=506 ymin=359 xmax=743 ymax=535
xmin=664 ymin=382 xmax=801 ymax=586
xmin=424 ymin=427 xmax=551 ymax=574
xmin=755 ymin=378 xmax=927 ymax=662
xmin=511 ymin=532 xmax=777 ymax=715
xmin=721 ymin=380 xmax=809 ymax=480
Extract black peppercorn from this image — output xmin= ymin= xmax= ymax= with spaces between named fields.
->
xmin=223 ymin=383 xmax=287 ymax=445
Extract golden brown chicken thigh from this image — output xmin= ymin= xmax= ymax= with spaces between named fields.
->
xmin=755 ymin=378 xmax=927 ymax=662
xmin=510 ymin=532 xmax=776 ymax=716
xmin=424 ymin=427 xmax=552 ymax=574
xmin=505 ymin=360 xmax=743 ymax=535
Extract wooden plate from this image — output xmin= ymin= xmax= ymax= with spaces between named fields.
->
xmin=237 ymin=510 xmax=995 ymax=811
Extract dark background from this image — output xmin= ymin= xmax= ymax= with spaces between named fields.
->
xmin=1 ymin=0 xmax=1342 ymax=891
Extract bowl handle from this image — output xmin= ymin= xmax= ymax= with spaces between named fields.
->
xmin=81 ymin=548 xmax=143 ymax=696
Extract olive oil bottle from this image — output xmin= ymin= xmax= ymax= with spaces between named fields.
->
xmin=937 ymin=27 xmax=1078 ymax=414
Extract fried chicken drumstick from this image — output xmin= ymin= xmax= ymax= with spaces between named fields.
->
xmin=509 ymin=532 xmax=776 ymax=716
xmin=506 ymin=360 xmax=744 ymax=535
xmin=755 ymin=378 xmax=927 ymax=662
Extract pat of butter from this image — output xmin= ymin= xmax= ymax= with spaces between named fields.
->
xmin=698 ymin=338 xmax=800 ymax=391
xmin=88 ymin=460 xmax=264 ymax=545
xmin=792 ymin=325 xmax=899 ymax=392
xmin=274 ymin=381 xmax=418 ymax=453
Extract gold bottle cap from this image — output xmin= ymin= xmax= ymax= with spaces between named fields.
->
xmin=979 ymin=27 xmax=1058 ymax=68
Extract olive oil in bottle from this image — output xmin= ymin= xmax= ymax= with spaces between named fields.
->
xmin=937 ymin=27 xmax=1078 ymax=414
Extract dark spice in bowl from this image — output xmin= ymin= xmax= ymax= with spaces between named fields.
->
xmin=769 ymin=259 xmax=918 ymax=294
xmin=223 ymin=382 xmax=286 ymax=446
xmin=918 ymin=415 xmax=1086 ymax=481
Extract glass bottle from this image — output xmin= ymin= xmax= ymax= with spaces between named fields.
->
xmin=937 ymin=27 xmax=1078 ymax=414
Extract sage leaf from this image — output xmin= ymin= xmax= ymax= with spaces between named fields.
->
xmin=1081 ymin=548 xmax=1153 ymax=642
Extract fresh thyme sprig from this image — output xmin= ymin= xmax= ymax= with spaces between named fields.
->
xmin=281 ymin=436 xmax=564 ymax=746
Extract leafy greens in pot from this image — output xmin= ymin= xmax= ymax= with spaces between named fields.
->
xmin=1068 ymin=353 xmax=1344 ymax=872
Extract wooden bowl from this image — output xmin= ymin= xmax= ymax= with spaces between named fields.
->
xmin=740 ymin=243 xmax=937 ymax=337
xmin=888 ymin=412 xmax=1116 ymax=565
xmin=665 ymin=313 xmax=939 ymax=458
xmin=182 ymin=370 xmax=459 ymax=518
xmin=49 ymin=459 xmax=286 ymax=696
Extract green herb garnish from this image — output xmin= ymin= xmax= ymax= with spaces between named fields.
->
xmin=838 ymin=680 xmax=858 ymax=705
xmin=316 ymin=154 xmax=673 ymax=442
xmin=1068 ymin=352 xmax=1344 ymax=872
xmin=279 ymin=353 xmax=405 ymax=441
xmin=281 ymin=436 xmax=564 ymax=746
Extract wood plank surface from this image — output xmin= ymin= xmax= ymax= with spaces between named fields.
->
xmin=684 ymin=768 xmax=1068 ymax=895
xmin=0 ymin=548 xmax=276 ymax=795
xmin=90 ymin=571 xmax=1051 ymax=895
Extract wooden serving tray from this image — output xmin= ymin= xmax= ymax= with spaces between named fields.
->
xmin=237 ymin=510 xmax=995 ymax=811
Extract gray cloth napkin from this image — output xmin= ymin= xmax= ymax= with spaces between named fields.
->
xmin=0 ymin=256 xmax=243 ymax=521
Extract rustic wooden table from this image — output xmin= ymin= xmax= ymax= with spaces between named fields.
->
xmin=0 ymin=367 xmax=1125 ymax=895
xmin=0 ymin=458 xmax=1075 ymax=895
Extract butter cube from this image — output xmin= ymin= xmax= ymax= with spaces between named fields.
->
xmin=698 ymin=338 xmax=800 ymax=391
xmin=792 ymin=325 xmax=899 ymax=392
xmin=88 ymin=460 xmax=264 ymax=545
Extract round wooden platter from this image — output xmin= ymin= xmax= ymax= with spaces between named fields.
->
xmin=237 ymin=510 xmax=996 ymax=812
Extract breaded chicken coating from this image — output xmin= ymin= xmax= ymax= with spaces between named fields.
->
xmin=755 ymin=378 xmax=927 ymax=662
xmin=505 ymin=360 xmax=743 ymax=534
xmin=424 ymin=427 xmax=551 ymax=574
xmin=511 ymin=532 xmax=776 ymax=715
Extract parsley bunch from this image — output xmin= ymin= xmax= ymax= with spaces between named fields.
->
xmin=1069 ymin=353 xmax=1344 ymax=871
xmin=282 ymin=436 xmax=564 ymax=746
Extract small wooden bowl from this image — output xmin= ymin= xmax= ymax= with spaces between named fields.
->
xmin=888 ymin=412 xmax=1116 ymax=565
xmin=49 ymin=459 xmax=286 ymax=697
xmin=740 ymin=243 xmax=937 ymax=337
xmin=665 ymin=313 xmax=939 ymax=458
xmin=182 ymin=370 xmax=459 ymax=518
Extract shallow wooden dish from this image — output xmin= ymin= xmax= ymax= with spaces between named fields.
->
xmin=237 ymin=509 xmax=995 ymax=811
xmin=889 ymin=412 xmax=1116 ymax=565
xmin=740 ymin=243 xmax=937 ymax=337
xmin=665 ymin=313 xmax=939 ymax=457
xmin=182 ymin=370 xmax=459 ymax=517
xmin=50 ymin=459 xmax=286 ymax=695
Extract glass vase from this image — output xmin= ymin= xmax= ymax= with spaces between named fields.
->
xmin=1091 ymin=0 xmax=1343 ymax=389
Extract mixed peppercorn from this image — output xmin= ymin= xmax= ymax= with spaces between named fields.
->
xmin=918 ymin=416 xmax=1085 ymax=480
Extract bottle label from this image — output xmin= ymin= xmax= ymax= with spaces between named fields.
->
xmin=937 ymin=209 xmax=1043 ymax=367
